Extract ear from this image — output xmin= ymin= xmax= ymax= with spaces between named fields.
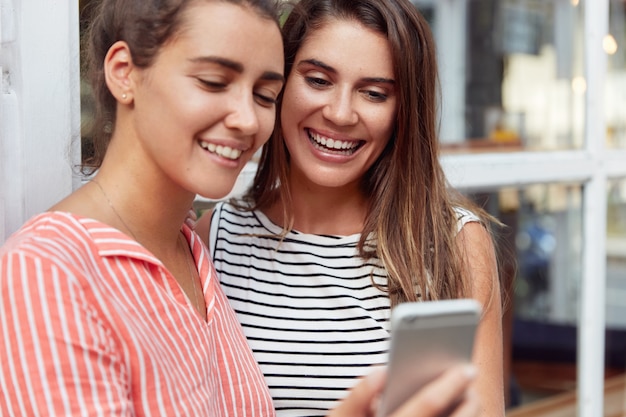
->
xmin=104 ymin=40 xmax=135 ymax=104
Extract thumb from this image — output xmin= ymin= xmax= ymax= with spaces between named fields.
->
xmin=328 ymin=368 xmax=386 ymax=417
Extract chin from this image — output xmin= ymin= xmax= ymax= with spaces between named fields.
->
xmin=194 ymin=183 xmax=235 ymax=201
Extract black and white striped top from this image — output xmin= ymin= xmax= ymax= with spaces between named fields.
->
xmin=208 ymin=202 xmax=478 ymax=417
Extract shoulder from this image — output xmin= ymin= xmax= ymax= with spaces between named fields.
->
xmin=451 ymin=204 xmax=497 ymax=288
xmin=2 ymin=212 xmax=89 ymax=255
xmin=195 ymin=200 xmax=254 ymax=243
xmin=456 ymin=221 xmax=493 ymax=254
xmin=0 ymin=213 xmax=98 ymax=313
xmin=455 ymin=216 xmax=499 ymax=306
xmin=453 ymin=204 xmax=494 ymax=265
xmin=1 ymin=212 xmax=99 ymax=280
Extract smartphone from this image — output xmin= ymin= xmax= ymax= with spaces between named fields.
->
xmin=377 ymin=299 xmax=481 ymax=417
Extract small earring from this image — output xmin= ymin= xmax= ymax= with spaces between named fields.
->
xmin=122 ymin=93 xmax=127 ymax=100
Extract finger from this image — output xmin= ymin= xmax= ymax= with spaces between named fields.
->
xmin=449 ymin=389 xmax=480 ymax=417
xmin=185 ymin=208 xmax=197 ymax=228
xmin=328 ymin=368 xmax=386 ymax=417
xmin=390 ymin=364 xmax=476 ymax=417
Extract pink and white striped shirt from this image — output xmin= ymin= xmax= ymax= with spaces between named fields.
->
xmin=0 ymin=211 xmax=274 ymax=416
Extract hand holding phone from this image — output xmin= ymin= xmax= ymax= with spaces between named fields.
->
xmin=329 ymin=364 xmax=478 ymax=417
xmin=377 ymin=299 xmax=481 ymax=417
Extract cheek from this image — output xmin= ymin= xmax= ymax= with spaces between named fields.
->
xmin=280 ymin=101 xmax=297 ymax=137
xmin=257 ymin=110 xmax=277 ymax=146
xmin=372 ymin=108 xmax=397 ymax=146
xmin=280 ymin=80 xmax=310 ymax=128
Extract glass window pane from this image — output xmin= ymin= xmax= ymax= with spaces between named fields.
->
xmin=605 ymin=179 xmax=626 ymax=415
xmin=413 ymin=0 xmax=584 ymax=152
xmin=466 ymin=184 xmax=583 ymax=412
xmin=606 ymin=0 xmax=626 ymax=148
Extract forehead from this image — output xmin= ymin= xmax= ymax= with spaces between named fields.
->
xmin=170 ymin=1 xmax=284 ymax=72
xmin=297 ymin=18 xmax=394 ymax=77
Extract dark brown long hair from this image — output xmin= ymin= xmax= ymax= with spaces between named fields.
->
xmin=246 ymin=0 xmax=499 ymax=306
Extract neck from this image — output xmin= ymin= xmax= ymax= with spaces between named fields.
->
xmin=268 ymin=174 xmax=368 ymax=236
xmin=90 ymin=163 xmax=196 ymax=255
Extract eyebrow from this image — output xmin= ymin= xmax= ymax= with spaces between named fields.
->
xmin=189 ymin=56 xmax=285 ymax=83
xmin=299 ymin=58 xmax=395 ymax=85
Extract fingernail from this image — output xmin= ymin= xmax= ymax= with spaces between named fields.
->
xmin=365 ymin=367 xmax=387 ymax=388
xmin=464 ymin=364 xmax=477 ymax=379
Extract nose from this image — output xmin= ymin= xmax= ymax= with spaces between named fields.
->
xmin=322 ymin=87 xmax=358 ymax=126
xmin=224 ymin=90 xmax=260 ymax=136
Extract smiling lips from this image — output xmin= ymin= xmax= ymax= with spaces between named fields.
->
xmin=200 ymin=141 xmax=244 ymax=160
xmin=307 ymin=129 xmax=363 ymax=155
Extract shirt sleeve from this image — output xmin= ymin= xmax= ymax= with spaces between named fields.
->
xmin=454 ymin=206 xmax=481 ymax=234
xmin=0 ymin=249 xmax=131 ymax=416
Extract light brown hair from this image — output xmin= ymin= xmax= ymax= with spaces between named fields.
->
xmin=245 ymin=0 xmax=501 ymax=306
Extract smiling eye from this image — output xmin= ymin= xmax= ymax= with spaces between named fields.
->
xmin=363 ymin=89 xmax=388 ymax=102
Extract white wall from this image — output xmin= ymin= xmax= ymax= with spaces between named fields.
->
xmin=0 ymin=0 xmax=81 ymax=243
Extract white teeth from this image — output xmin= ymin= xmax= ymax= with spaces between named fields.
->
xmin=308 ymin=131 xmax=359 ymax=151
xmin=228 ymin=147 xmax=241 ymax=159
xmin=200 ymin=142 xmax=243 ymax=160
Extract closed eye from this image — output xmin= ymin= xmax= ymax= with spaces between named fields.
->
xmin=254 ymin=93 xmax=278 ymax=107
xmin=198 ymin=78 xmax=227 ymax=90
xmin=305 ymin=76 xmax=331 ymax=88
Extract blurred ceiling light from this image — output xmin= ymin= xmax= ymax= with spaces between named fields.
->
xmin=572 ymin=76 xmax=587 ymax=95
xmin=603 ymin=34 xmax=618 ymax=55
xmin=570 ymin=0 xmax=579 ymax=6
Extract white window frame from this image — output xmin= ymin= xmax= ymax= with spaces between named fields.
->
xmin=0 ymin=0 xmax=613 ymax=415
xmin=441 ymin=1 xmax=611 ymax=414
